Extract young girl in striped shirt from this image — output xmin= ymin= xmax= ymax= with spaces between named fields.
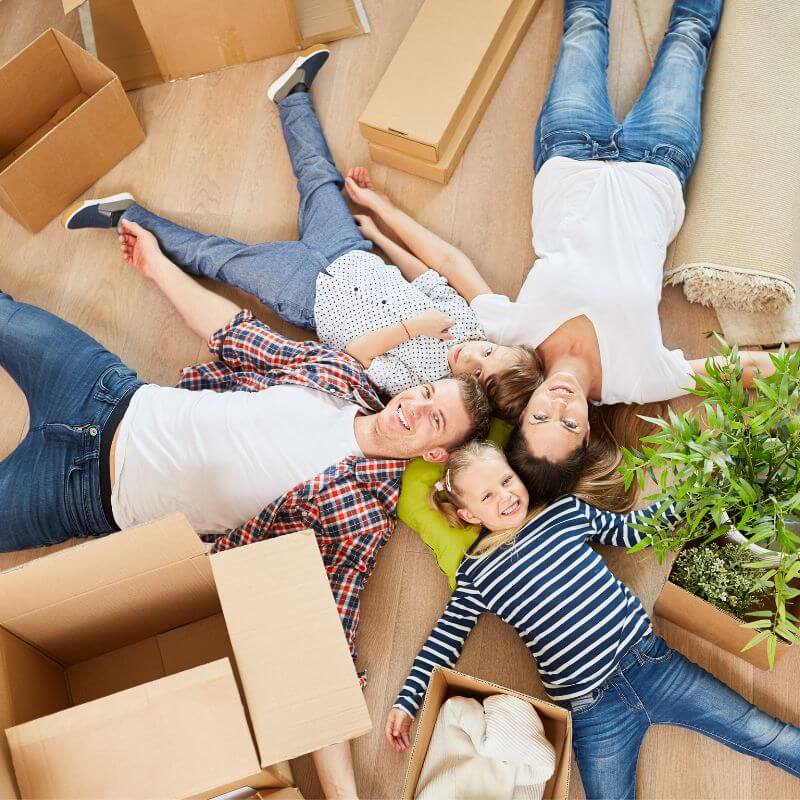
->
xmin=385 ymin=442 xmax=800 ymax=799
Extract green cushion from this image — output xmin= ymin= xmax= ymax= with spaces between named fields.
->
xmin=397 ymin=419 xmax=513 ymax=588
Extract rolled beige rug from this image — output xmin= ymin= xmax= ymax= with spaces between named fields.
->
xmin=665 ymin=0 xmax=800 ymax=314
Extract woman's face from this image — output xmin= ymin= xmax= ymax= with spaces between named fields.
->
xmin=520 ymin=371 xmax=590 ymax=461
xmin=455 ymin=451 xmax=530 ymax=532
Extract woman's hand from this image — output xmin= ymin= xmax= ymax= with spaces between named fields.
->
xmin=118 ymin=220 xmax=166 ymax=281
xmin=353 ymin=213 xmax=381 ymax=242
xmin=345 ymin=166 xmax=390 ymax=211
xmin=406 ymin=309 xmax=456 ymax=340
xmin=385 ymin=708 xmax=413 ymax=752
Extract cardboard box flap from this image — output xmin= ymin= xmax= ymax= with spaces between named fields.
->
xmin=359 ymin=0 xmax=516 ymax=158
xmin=62 ymin=0 xmax=86 ymax=13
xmin=211 ymin=531 xmax=371 ymax=766
xmin=0 ymin=30 xmax=81 ymax=158
xmin=132 ymin=0 xmax=302 ymax=83
xmin=0 ymin=514 xmax=219 ymax=664
xmin=296 ymin=0 xmax=370 ymax=46
xmin=6 ymin=659 xmax=261 ymax=800
xmin=52 ymin=27 xmax=115 ymax=95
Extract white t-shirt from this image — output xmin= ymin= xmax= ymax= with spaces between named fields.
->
xmin=471 ymin=157 xmax=693 ymax=405
xmin=111 ymin=383 xmax=362 ymax=533
xmin=314 ymin=251 xmax=485 ymax=396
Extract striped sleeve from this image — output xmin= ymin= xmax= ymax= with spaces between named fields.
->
xmin=393 ymin=578 xmax=486 ymax=718
xmin=581 ymin=500 xmax=680 ymax=547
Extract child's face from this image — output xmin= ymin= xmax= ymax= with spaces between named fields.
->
xmin=448 ymin=341 xmax=518 ymax=384
xmin=455 ymin=452 xmax=530 ymax=532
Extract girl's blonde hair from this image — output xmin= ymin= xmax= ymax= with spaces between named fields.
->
xmin=428 ymin=440 xmax=541 ymax=559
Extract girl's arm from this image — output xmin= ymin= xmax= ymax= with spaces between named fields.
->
xmin=345 ymin=309 xmax=456 ymax=368
xmin=345 ymin=168 xmax=492 ymax=303
xmin=391 ymin=582 xmax=485 ymax=721
xmin=689 ymin=351 xmax=778 ymax=389
xmin=354 ymin=214 xmax=429 ymax=282
xmin=581 ymin=499 xmax=680 ymax=547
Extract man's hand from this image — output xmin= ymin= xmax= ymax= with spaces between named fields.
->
xmin=118 ymin=219 xmax=166 ymax=280
xmin=345 ymin=166 xmax=390 ymax=211
xmin=406 ymin=309 xmax=456 ymax=340
xmin=385 ymin=708 xmax=412 ymax=753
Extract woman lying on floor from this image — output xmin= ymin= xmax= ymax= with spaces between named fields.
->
xmin=386 ymin=441 xmax=800 ymax=799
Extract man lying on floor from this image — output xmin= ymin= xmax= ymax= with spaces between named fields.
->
xmin=0 ymin=237 xmax=490 ymax=799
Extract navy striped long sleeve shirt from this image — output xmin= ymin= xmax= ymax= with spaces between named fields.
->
xmin=395 ymin=496 xmax=677 ymax=715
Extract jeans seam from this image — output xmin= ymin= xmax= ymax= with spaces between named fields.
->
xmin=660 ymin=722 xmax=800 ymax=775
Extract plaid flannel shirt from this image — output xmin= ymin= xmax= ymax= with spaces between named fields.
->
xmin=177 ymin=310 xmax=407 ymax=686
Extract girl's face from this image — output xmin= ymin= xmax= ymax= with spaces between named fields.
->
xmin=448 ymin=341 xmax=518 ymax=383
xmin=455 ymin=452 xmax=530 ymax=532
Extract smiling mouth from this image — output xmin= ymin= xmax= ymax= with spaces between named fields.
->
xmin=452 ymin=345 xmax=463 ymax=363
xmin=397 ymin=404 xmax=411 ymax=431
xmin=500 ymin=499 xmax=520 ymax=516
xmin=549 ymin=384 xmax=575 ymax=395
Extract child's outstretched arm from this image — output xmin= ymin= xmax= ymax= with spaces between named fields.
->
xmin=345 ymin=309 xmax=455 ymax=368
xmin=354 ymin=213 xmax=428 ymax=281
xmin=581 ymin=499 xmax=680 ymax=547
xmin=345 ymin=167 xmax=492 ymax=303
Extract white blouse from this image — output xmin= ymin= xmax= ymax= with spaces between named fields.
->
xmin=314 ymin=251 xmax=485 ymax=396
xmin=472 ymin=157 xmax=693 ymax=405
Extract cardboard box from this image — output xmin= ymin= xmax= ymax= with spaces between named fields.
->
xmin=655 ymin=574 xmax=797 ymax=670
xmin=0 ymin=28 xmax=144 ymax=232
xmin=360 ymin=0 xmax=543 ymax=184
xmin=402 ymin=668 xmax=572 ymax=800
xmin=63 ymin=0 xmax=370 ymax=91
xmin=0 ymin=515 xmax=371 ymax=799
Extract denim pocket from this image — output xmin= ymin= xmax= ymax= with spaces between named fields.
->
xmin=541 ymin=129 xmax=593 ymax=154
xmin=649 ymin=143 xmax=693 ymax=183
xmin=640 ymin=635 xmax=675 ymax=664
xmin=63 ymin=463 xmax=86 ymax=537
xmin=570 ymin=688 xmax=603 ymax=717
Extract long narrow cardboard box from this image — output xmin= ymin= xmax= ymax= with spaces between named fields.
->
xmin=360 ymin=0 xmax=543 ymax=183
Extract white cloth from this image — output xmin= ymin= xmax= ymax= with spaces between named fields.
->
xmin=314 ymin=251 xmax=485 ymax=396
xmin=415 ymin=695 xmax=556 ymax=800
xmin=471 ymin=157 xmax=693 ymax=405
xmin=111 ymin=383 xmax=362 ymax=533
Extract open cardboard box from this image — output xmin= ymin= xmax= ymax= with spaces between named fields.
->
xmin=360 ymin=0 xmax=543 ymax=184
xmin=654 ymin=555 xmax=798 ymax=670
xmin=402 ymin=668 xmax=572 ymax=799
xmin=63 ymin=0 xmax=370 ymax=91
xmin=0 ymin=514 xmax=371 ymax=799
xmin=0 ymin=28 xmax=144 ymax=232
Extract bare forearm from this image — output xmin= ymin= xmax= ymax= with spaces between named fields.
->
xmin=691 ymin=351 xmax=778 ymax=389
xmin=370 ymin=198 xmax=491 ymax=302
xmin=369 ymin=228 xmax=428 ymax=281
xmin=150 ymin=255 xmax=241 ymax=341
xmin=311 ymin=742 xmax=359 ymax=800
xmin=346 ymin=322 xmax=408 ymax=367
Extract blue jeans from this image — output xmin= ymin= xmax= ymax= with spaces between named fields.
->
xmin=534 ymin=0 xmax=723 ymax=185
xmin=123 ymin=92 xmax=371 ymax=330
xmin=0 ymin=292 xmax=142 ymax=551
xmin=562 ymin=635 xmax=800 ymax=799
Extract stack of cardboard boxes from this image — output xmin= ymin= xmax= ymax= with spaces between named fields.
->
xmin=359 ymin=0 xmax=545 ymax=184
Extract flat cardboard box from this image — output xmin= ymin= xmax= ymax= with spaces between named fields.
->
xmin=0 ymin=515 xmax=371 ymax=799
xmin=0 ymin=28 xmax=144 ymax=232
xmin=63 ymin=0 xmax=370 ymax=90
xmin=655 ymin=577 xmax=796 ymax=670
xmin=402 ymin=667 xmax=572 ymax=800
xmin=360 ymin=0 xmax=543 ymax=183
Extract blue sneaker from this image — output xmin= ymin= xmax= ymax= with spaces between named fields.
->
xmin=267 ymin=44 xmax=330 ymax=103
xmin=62 ymin=192 xmax=135 ymax=230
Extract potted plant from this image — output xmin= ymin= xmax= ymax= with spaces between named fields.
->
xmin=621 ymin=343 xmax=800 ymax=667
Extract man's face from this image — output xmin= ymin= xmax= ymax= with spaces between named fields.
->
xmin=374 ymin=379 xmax=473 ymax=461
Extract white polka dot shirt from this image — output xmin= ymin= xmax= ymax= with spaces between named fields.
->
xmin=314 ymin=251 xmax=485 ymax=396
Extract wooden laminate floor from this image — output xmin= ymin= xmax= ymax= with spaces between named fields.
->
xmin=1 ymin=1 xmax=798 ymax=798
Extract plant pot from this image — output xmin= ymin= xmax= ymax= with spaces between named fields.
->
xmin=724 ymin=528 xmax=783 ymax=566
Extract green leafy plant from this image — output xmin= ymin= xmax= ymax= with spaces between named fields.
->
xmin=671 ymin=543 xmax=768 ymax=619
xmin=621 ymin=343 xmax=800 ymax=666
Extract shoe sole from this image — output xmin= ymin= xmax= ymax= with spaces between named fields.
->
xmin=267 ymin=44 xmax=330 ymax=103
xmin=61 ymin=192 xmax=135 ymax=229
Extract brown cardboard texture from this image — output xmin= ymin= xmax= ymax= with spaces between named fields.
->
xmin=360 ymin=0 xmax=543 ymax=181
xmin=68 ymin=0 xmax=370 ymax=91
xmin=0 ymin=515 xmax=368 ymax=799
xmin=0 ymin=28 xmax=144 ymax=232
xmin=402 ymin=668 xmax=572 ymax=800
xmin=655 ymin=575 xmax=797 ymax=670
